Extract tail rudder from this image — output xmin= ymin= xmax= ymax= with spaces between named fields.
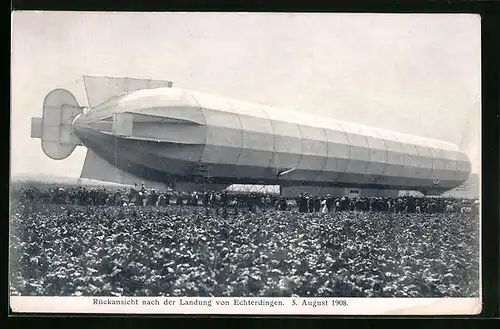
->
xmin=31 ymin=89 xmax=83 ymax=160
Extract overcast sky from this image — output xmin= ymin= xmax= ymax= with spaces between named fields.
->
xmin=11 ymin=12 xmax=481 ymax=178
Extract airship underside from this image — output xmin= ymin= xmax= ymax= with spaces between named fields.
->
xmin=31 ymin=76 xmax=471 ymax=194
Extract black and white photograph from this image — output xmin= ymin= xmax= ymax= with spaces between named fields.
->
xmin=10 ymin=12 xmax=481 ymax=315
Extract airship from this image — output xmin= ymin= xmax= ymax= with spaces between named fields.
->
xmin=30 ymin=75 xmax=471 ymax=197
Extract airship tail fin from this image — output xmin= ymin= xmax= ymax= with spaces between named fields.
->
xmin=80 ymin=149 xmax=230 ymax=192
xmin=80 ymin=149 xmax=166 ymax=190
xmin=31 ymin=89 xmax=83 ymax=160
xmin=82 ymin=75 xmax=174 ymax=108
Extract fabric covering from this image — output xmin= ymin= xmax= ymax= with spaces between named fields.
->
xmin=79 ymin=87 xmax=471 ymax=191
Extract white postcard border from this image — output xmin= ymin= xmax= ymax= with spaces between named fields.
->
xmin=10 ymin=296 xmax=482 ymax=315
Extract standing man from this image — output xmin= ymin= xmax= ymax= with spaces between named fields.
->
xmin=314 ymin=195 xmax=321 ymax=213
xmin=308 ymin=195 xmax=314 ymax=213
xmin=149 ymin=189 xmax=158 ymax=206
xmin=325 ymin=194 xmax=333 ymax=212
xmin=298 ymin=193 xmax=307 ymax=213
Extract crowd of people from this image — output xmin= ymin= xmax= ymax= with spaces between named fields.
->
xmin=295 ymin=193 xmax=479 ymax=214
xmin=13 ymin=183 xmax=479 ymax=215
xmin=14 ymin=184 xmax=279 ymax=211
xmin=9 ymin=182 xmax=480 ymax=297
xmin=9 ymin=193 xmax=480 ymax=298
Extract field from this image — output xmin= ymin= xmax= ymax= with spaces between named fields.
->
xmin=9 ymin=183 xmax=480 ymax=298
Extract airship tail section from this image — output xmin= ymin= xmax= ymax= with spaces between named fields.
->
xmin=31 ymin=89 xmax=83 ymax=160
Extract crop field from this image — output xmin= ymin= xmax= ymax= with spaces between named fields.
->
xmin=9 ymin=183 xmax=480 ymax=298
